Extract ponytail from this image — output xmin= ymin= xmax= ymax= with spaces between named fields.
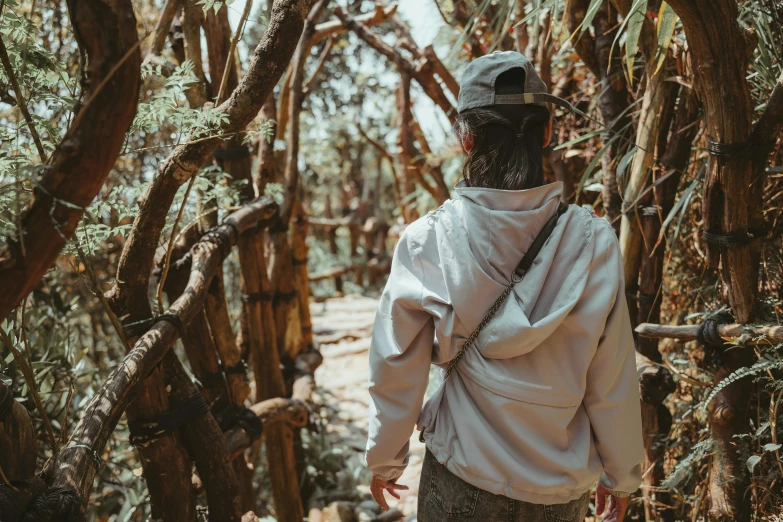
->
xmin=454 ymin=68 xmax=551 ymax=191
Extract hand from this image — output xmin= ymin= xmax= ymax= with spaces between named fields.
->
xmin=596 ymin=483 xmax=629 ymax=522
xmin=370 ymin=474 xmax=409 ymax=512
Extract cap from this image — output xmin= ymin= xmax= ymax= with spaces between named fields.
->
xmin=457 ymin=51 xmax=573 ymax=114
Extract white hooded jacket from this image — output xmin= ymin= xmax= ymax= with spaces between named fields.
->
xmin=365 ymin=180 xmax=643 ymax=504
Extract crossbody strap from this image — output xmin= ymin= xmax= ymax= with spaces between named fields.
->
xmin=443 ymin=202 xmax=568 ymax=380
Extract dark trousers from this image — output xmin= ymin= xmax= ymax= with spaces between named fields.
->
xmin=417 ymin=449 xmax=590 ymax=521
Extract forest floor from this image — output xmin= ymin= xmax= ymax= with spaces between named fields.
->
xmin=310 ymin=294 xmax=423 ymax=521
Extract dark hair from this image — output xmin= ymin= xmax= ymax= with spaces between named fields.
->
xmin=454 ymin=68 xmax=550 ymax=191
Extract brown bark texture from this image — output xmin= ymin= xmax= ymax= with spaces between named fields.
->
xmin=0 ymin=383 xmax=38 ymax=483
xmin=0 ymin=0 xmax=141 ymax=320
xmin=104 ymin=5 xmax=311 ymax=512
xmin=125 ymin=368 xmax=197 ymax=522
xmin=108 ymin=0 xmax=314 ymax=324
xmin=161 ymin=351 xmax=243 ymax=522
xmin=236 ymin=224 xmax=305 ymax=522
xmin=665 ymin=0 xmax=759 ymax=324
xmin=46 ymin=199 xmax=277 ymax=512
xmin=566 ymin=0 xmax=631 ymax=229
xmin=663 ymin=2 xmax=766 ymax=519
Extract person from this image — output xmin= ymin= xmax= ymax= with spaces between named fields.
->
xmin=364 ymin=51 xmax=643 ymax=522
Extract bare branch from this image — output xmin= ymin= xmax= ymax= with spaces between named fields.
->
xmin=303 ymin=36 xmax=334 ymax=94
xmin=148 ymin=0 xmax=181 ymax=57
xmin=0 ymin=36 xmax=47 ymax=161
xmin=334 ymin=5 xmax=457 ymax=123
xmin=309 ymin=2 xmax=398 ymax=45
xmin=51 ymin=198 xmax=278 ymax=505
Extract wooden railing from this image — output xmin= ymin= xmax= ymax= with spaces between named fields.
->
xmin=1 ymin=198 xmax=320 ymax=521
xmin=308 ymin=215 xmax=392 ymax=289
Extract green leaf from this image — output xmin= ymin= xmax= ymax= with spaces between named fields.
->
xmin=653 ymin=2 xmax=678 ymax=75
xmin=763 ymin=443 xmax=782 ymax=452
xmin=609 ymin=0 xmax=648 ymax=68
xmin=660 ymin=177 xmax=698 ymax=249
xmin=756 ymin=422 xmax=770 ymax=437
xmin=513 ymin=0 xmax=558 ymax=28
xmin=579 ymin=0 xmax=604 ymax=34
xmin=662 ymin=438 xmax=713 ymax=490
xmin=747 ymin=455 xmax=762 ymax=473
xmin=554 ymin=127 xmax=604 ymax=150
xmin=616 ymin=146 xmax=637 ymax=181
xmin=625 ymin=2 xmax=647 ymax=84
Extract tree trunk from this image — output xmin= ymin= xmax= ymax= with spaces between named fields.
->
xmin=566 ymin=0 xmax=632 ymax=228
xmin=0 ymin=382 xmax=42 ymax=516
xmin=619 ymin=66 xmax=677 ymax=310
xmin=49 ymin=200 xmax=277 ymax=513
xmin=594 ymin=1 xmax=632 ymax=229
xmin=395 ymin=69 xmax=420 ymax=222
xmin=635 ymin=84 xmax=700 ymax=522
xmin=323 ymin=194 xmax=344 ymax=293
xmin=160 ymin=351 xmax=243 ymax=522
xmin=205 ymin=275 xmax=251 ymax=405
xmin=0 ymin=382 xmax=38 ymax=482
xmin=237 ymin=226 xmax=304 ymax=522
xmin=636 ymin=207 xmax=675 ymax=522
xmin=125 ymin=369 xmax=198 ymax=522
xmin=664 ymin=1 xmax=760 ymax=519
xmin=0 ymin=0 xmax=141 ymax=319
xmin=292 ymin=200 xmax=314 ymax=349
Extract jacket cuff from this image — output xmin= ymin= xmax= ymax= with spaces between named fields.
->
xmin=603 ymin=487 xmax=632 ymax=498
xmin=371 ymin=468 xmax=404 ymax=482
xmin=598 ymin=467 xmax=641 ymax=499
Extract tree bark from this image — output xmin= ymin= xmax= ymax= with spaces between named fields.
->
xmin=223 ymin=398 xmax=310 ymax=458
xmin=168 ymin=282 xmax=231 ymax=409
xmin=270 ymin=0 xmax=328 ymax=364
xmin=0 ymin=383 xmax=42 ymax=517
xmin=292 ymin=200 xmax=315 ymax=349
xmin=0 ymin=383 xmax=38 ymax=482
xmin=126 ymin=369 xmax=197 ymax=522
xmin=103 ymin=10 xmax=312 ymax=514
xmin=394 ymin=69 xmax=420 ymax=222
xmin=108 ymin=0 xmax=314 ymax=323
xmin=566 ymin=0 xmax=631 ymax=228
xmin=0 ymin=0 xmax=141 ymax=319
xmin=148 ymin=0 xmax=182 ymax=58
xmin=634 ymin=85 xmax=699 ymax=522
xmin=665 ymin=0 xmax=758 ymax=324
xmin=161 ymin=352 xmax=243 ymax=522
xmin=205 ymin=275 xmax=251 ymax=404
xmin=663 ymin=2 xmax=761 ymax=519
xmin=619 ymin=67 xmax=677 ymax=306
xmin=636 ymin=206 xmax=674 ymax=522
xmin=636 ymin=323 xmax=783 ymax=345
xmin=322 ymin=194 xmax=344 ymax=293
xmin=48 ymin=199 xmax=277 ymax=511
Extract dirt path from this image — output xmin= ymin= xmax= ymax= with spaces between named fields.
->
xmin=311 ymin=295 xmax=424 ymax=520
xmin=307 ymin=295 xmax=603 ymax=522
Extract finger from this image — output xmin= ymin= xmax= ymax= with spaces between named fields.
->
xmin=388 ymin=483 xmax=410 ymax=491
xmin=371 ymin=485 xmax=389 ymax=512
xmin=595 ymin=490 xmax=606 ymax=516
xmin=387 ymin=489 xmax=401 ymax=500
xmin=603 ymin=500 xmax=620 ymax=522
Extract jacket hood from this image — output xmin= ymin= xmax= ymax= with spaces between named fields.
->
xmin=433 ymin=180 xmax=595 ymax=361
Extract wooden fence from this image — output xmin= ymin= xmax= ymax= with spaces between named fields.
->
xmin=0 ymin=197 xmax=320 ymax=521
